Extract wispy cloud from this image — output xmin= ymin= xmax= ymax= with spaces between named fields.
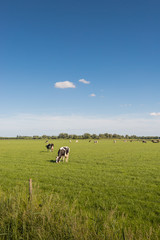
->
xmin=79 ymin=78 xmax=90 ymax=84
xmin=120 ymin=104 xmax=132 ymax=108
xmin=90 ymin=93 xmax=96 ymax=97
xmin=1 ymin=113 xmax=160 ymax=137
xmin=150 ymin=112 xmax=160 ymax=116
xmin=54 ymin=81 xmax=76 ymax=89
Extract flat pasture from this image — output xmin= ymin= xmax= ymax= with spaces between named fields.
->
xmin=0 ymin=139 xmax=160 ymax=239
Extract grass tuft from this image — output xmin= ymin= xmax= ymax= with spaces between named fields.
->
xmin=0 ymin=187 xmax=159 ymax=240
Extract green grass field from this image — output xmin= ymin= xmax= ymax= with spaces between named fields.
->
xmin=0 ymin=139 xmax=160 ymax=239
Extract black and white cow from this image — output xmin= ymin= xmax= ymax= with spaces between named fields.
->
xmin=46 ymin=143 xmax=54 ymax=152
xmin=56 ymin=146 xmax=70 ymax=163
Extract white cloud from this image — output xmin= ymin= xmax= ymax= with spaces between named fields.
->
xmin=150 ymin=112 xmax=160 ymax=116
xmin=1 ymin=113 xmax=160 ymax=137
xmin=90 ymin=93 xmax=96 ymax=97
xmin=54 ymin=81 xmax=76 ymax=89
xmin=79 ymin=79 xmax=90 ymax=84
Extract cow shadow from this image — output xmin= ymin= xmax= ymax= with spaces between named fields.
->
xmin=47 ymin=160 xmax=57 ymax=163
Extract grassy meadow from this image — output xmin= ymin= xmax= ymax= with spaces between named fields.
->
xmin=0 ymin=139 xmax=160 ymax=239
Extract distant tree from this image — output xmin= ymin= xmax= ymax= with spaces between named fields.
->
xmin=108 ymin=134 xmax=112 ymax=139
xmin=33 ymin=136 xmax=40 ymax=139
xmin=72 ymin=135 xmax=78 ymax=139
xmin=83 ymin=133 xmax=91 ymax=139
xmin=112 ymin=134 xmax=118 ymax=138
xmin=130 ymin=135 xmax=137 ymax=139
xmin=58 ymin=133 xmax=63 ymax=138
xmin=69 ymin=135 xmax=73 ymax=139
xmin=63 ymin=133 xmax=69 ymax=139
xmin=91 ymin=134 xmax=98 ymax=139
xmin=58 ymin=133 xmax=69 ymax=139
xmin=51 ymin=136 xmax=57 ymax=139
xmin=99 ymin=134 xmax=105 ymax=138
xmin=104 ymin=133 xmax=109 ymax=138
xmin=42 ymin=135 xmax=48 ymax=139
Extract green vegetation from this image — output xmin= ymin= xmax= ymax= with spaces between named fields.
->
xmin=0 ymin=139 xmax=160 ymax=239
xmin=0 ymin=132 xmax=160 ymax=140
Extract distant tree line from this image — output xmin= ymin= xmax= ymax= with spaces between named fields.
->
xmin=0 ymin=133 xmax=159 ymax=140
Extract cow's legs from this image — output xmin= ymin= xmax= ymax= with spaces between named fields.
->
xmin=56 ymin=157 xmax=61 ymax=163
xmin=65 ymin=153 xmax=69 ymax=162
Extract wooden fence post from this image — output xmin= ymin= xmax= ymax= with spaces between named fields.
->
xmin=29 ymin=178 xmax=32 ymax=201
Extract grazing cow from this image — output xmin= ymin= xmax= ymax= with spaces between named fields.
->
xmin=56 ymin=146 xmax=70 ymax=163
xmin=94 ymin=140 xmax=98 ymax=143
xmin=46 ymin=143 xmax=54 ymax=152
xmin=142 ymin=140 xmax=147 ymax=143
xmin=113 ymin=140 xmax=116 ymax=143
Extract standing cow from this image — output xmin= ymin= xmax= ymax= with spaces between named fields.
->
xmin=56 ymin=146 xmax=70 ymax=163
xmin=46 ymin=143 xmax=54 ymax=152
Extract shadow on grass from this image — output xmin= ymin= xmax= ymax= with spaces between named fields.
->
xmin=47 ymin=160 xmax=57 ymax=163
xmin=40 ymin=151 xmax=54 ymax=153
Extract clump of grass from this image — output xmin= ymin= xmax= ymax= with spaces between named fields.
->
xmin=0 ymin=187 xmax=159 ymax=240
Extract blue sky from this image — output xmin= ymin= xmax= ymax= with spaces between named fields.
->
xmin=0 ymin=0 xmax=160 ymax=136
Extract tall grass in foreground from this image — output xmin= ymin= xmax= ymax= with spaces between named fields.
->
xmin=0 ymin=187 xmax=159 ymax=240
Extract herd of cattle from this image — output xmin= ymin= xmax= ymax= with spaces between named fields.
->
xmin=45 ymin=140 xmax=99 ymax=163
xmin=46 ymin=139 xmax=159 ymax=163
